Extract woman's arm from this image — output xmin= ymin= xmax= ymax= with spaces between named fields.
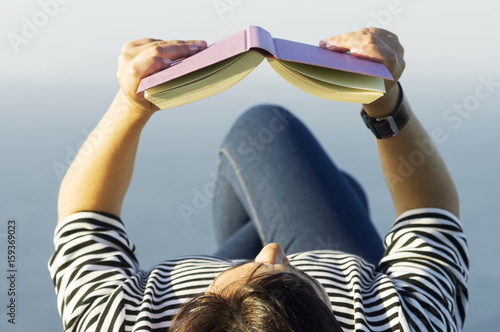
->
xmin=369 ymin=88 xmax=459 ymax=217
xmin=321 ymin=29 xmax=459 ymax=217
xmin=57 ymin=39 xmax=207 ymax=222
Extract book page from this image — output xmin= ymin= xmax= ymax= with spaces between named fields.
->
xmin=267 ymin=57 xmax=383 ymax=104
xmin=146 ymin=53 xmax=247 ymax=95
xmin=145 ymin=51 xmax=264 ymax=109
xmin=276 ymin=59 xmax=385 ymax=92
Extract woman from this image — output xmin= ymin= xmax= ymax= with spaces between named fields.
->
xmin=49 ymin=28 xmax=469 ymax=331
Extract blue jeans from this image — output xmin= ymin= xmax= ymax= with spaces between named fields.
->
xmin=212 ymin=105 xmax=384 ymax=266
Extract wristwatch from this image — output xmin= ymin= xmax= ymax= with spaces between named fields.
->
xmin=360 ymin=82 xmax=411 ymax=139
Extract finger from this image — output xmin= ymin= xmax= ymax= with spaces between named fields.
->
xmin=358 ymin=27 xmax=397 ymax=38
xmin=124 ymin=52 xmax=172 ymax=88
xmin=319 ymin=30 xmax=363 ymax=50
xmin=320 ymin=28 xmax=402 ymax=54
xmin=177 ymin=39 xmax=208 ymax=50
xmin=120 ymin=41 xmax=203 ymax=85
xmin=323 ymin=30 xmax=386 ymax=52
xmin=118 ymin=39 xmax=176 ymax=70
xmin=123 ymin=39 xmax=207 ymax=59
xmin=350 ymin=44 xmax=405 ymax=81
xmin=126 ymin=38 xmax=163 ymax=48
xmin=120 ymin=38 xmax=162 ymax=56
xmin=120 ymin=41 xmax=204 ymax=78
xmin=319 ymin=39 xmax=349 ymax=52
xmin=349 ymin=43 xmax=394 ymax=63
xmin=117 ymin=40 xmax=208 ymax=100
xmin=326 ymin=27 xmax=395 ymax=42
xmin=362 ymin=28 xmax=403 ymax=54
xmin=144 ymin=41 xmax=207 ymax=62
xmin=320 ymin=29 xmax=404 ymax=78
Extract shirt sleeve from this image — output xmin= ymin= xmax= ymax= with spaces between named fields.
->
xmin=48 ymin=211 xmax=140 ymax=332
xmin=380 ymin=208 xmax=469 ymax=332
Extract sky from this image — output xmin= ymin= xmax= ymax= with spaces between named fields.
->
xmin=1 ymin=0 xmax=499 ymax=331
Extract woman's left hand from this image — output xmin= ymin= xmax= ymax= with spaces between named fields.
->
xmin=320 ymin=28 xmax=405 ymax=115
xmin=320 ymin=28 xmax=405 ymax=92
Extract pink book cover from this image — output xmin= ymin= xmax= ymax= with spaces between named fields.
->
xmin=137 ymin=26 xmax=392 ymax=93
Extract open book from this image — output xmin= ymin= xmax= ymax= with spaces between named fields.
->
xmin=137 ymin=26 xmax=393 ymax=109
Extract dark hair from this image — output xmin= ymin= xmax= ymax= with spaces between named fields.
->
xmin=169 ymin=271 xmax=344 ymax=331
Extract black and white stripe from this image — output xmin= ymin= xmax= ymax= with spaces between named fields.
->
xmin=49 ymin=208 xmax=468 ymax=332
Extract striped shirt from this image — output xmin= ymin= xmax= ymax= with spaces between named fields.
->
xmin=48 ymin=208 xmax=468 ymax=332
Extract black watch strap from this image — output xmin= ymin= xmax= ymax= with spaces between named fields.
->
xmin=360 ymin=82 xmax=411 ymax=139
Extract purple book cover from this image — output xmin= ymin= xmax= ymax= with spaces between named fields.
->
xmin=137 ymin=26 xmax=392 ymax=93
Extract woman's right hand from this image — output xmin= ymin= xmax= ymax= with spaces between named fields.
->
xmin=116 ymin=39 xmax=207 ymax=113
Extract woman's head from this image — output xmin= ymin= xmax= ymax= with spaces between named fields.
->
xmin=170 ymin=243 xmax=344 ymax=331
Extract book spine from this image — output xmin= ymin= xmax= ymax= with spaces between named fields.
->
xmin=246 ymin=26 xmax=276 ymax=57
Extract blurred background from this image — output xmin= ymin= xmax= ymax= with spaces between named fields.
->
xmin=1 ymin=0 xmax=499 ymax=330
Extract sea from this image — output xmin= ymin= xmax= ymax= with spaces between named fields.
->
xmin=1 ymin=75 xmax=499 ymax=331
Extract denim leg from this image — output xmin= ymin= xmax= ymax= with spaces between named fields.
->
xmin=212 ymin=144 xmax=264 ymax=260
xmin=212 ymin=104 xmax=384 ymax=265
xmin=212 ymin=159 xmax=251 ymax=247
xmin=212 ymin=222 xmax=263 ymax=260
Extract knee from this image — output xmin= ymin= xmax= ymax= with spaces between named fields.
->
xmin=226 ymin=104 xmax=297 ymax=140
xmin=220 ymin=104 xmax=311 ymax=162
xmin=218 ymin=104 xmax=317 ymax=166
xmin=241 ymin=104 xmax=291 ymax=122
